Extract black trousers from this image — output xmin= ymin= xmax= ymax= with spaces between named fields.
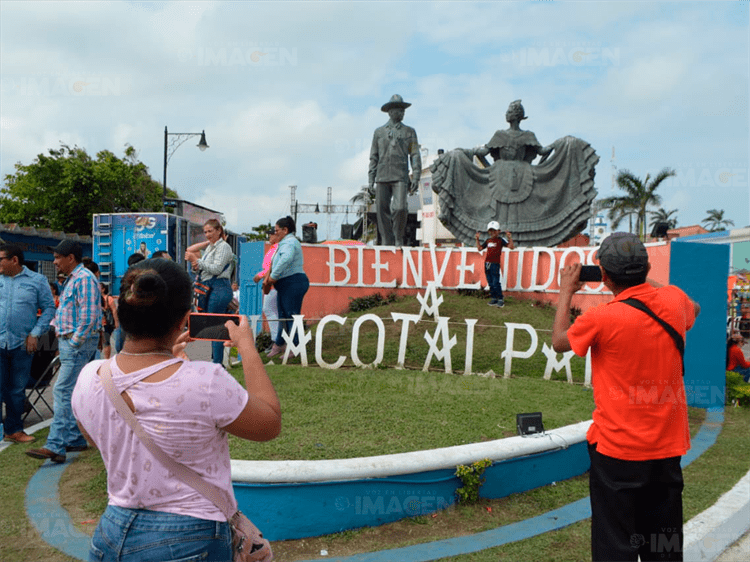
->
xmin=588 ymin=442 xmax=684 ymax=562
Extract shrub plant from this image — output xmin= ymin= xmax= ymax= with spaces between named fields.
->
xmin=455 ymin=458 xmax=493 ymax=504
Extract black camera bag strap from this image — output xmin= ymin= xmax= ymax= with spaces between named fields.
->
xmin=621 ymin=297 xmax=685 ymax=377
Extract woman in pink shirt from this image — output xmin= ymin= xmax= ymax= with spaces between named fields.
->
xmin=254 ymin=230 xmax=281 ymax=350
xmin=72 ymin=258 xmax=281 ymax=561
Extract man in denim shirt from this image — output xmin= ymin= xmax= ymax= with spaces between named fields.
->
xmin=27 ymin=240 xmax=101 ymax=463
xmin=0 ymin=243 xmax=56 ymax=444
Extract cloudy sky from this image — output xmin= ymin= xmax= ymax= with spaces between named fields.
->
xmin=1 ymin=1 xmax=748 ymax=239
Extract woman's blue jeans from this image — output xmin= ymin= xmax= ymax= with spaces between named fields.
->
xmin=90 ymin=505 xmax=232 ymax=562
xmin=207 ymin=277 xmax=233 ymax=364
xmin=732 ymin=365 xmax=750 ymax=383
xmin=113 ymin=327 xmax=124 ymax=353
xmin=274 ymin=273 xmax=309 ymax=346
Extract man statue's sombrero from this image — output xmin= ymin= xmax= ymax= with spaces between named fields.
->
xmin=381 ymin=94 xmax=412 ymax=112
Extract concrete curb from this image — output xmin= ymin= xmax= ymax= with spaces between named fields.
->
xmin=684 ymin=470 xmax=750 ymax=561
xmin=25 ymin=450 xmax=90 ymax=560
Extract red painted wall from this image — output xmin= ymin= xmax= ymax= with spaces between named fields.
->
xmin=271 ymin=242 xmax=672 ymax=320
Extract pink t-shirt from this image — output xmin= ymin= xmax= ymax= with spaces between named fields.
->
xmin=256 ymin=244 xmax=278 ymax=277
xmin=72 ymin=357 xmax=248 ymax=521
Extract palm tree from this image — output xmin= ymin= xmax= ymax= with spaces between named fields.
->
xmin=599 ymin=168 xmax=676 ymax=239
xmin=702 ymin=209 xmax=734 ymax=232
xmin=650 ymin=207 xmax=678 ymax=229
xmin=599 ymin=194 xmax=638 ymax=233
xmin=350 ymin=184 xmax=375 ymax=208
xmin=349 ymin=185 xmax=376 ymax=242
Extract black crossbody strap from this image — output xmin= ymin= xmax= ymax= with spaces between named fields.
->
xmin=621 ymin=297 xmax=685 ymax=376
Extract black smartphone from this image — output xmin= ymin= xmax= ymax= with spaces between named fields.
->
xmin=188 ymin=313 xmax=240 ymax=341
xmin=579 ymin=265 xmax=602 ymax=282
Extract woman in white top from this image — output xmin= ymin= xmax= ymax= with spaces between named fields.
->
xmin=185 ymin=219 xmax=235 ymax=363
xmin=72 ymin=258 xmax=280 ymax=562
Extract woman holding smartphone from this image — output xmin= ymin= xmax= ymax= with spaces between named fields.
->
xmin=72 ymin=258 xmax=280 ymax=561
xmin=185 ymin=219 xmax=235 ymax=364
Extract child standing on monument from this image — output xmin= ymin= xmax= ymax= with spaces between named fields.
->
xmin=475 ymin=221 xmax=514 ymax=307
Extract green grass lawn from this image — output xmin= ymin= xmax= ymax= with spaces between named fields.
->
xmin=230 ymin=367 xmax=595 ymax=461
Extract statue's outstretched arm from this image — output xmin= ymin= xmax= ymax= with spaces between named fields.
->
xmin=473 ymin=145 xmax=490 ymax=158
xmin=457 ymin=145 xmax=489 ymax=158
xmin=537 ymin=143 xmax=555 ymax=164
xmin=458 ymin=145 xmax=491 ymax=168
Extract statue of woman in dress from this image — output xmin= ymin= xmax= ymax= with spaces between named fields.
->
xmin=430 ymin=100 xmax=599 ymax=247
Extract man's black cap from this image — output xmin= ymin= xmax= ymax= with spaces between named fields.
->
xmin=596 ymin=232 xmax=649 ymax=276
xmin=53 ymin=240 xmax=82 ymax=261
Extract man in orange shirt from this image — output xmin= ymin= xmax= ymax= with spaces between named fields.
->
xmin=552 ymin=232 xmax=701 ymax=562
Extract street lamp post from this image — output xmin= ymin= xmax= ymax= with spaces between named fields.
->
xmin=163 ymin=126 xmax=209 ymax=209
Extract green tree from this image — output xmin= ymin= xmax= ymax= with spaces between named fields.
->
xmin=599 ymin=168 xmax=676 ymax=239
xmin=242 ymin=222 xmax=275 ymax=241
xmin=600 ymin=194 xmax=638 ymax=233
xmin=650 ymin=207 xmax=678 ymax=229
xmin=702 ymin=208 xmax=734 ymax=232
xmin=0 ymin=143 xmax=175 ymax=234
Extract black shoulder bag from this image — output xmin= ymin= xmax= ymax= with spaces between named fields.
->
xmin=621 ymin=298 xmax=685 ymax=377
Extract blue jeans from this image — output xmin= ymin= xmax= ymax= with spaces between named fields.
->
xmin=732 ymin=365 xmax=750 ymax=383
xmin=90 ymin=505 xmax=232 ymax=562
xmin=207 ymin=278 xmax=233 ymax=364
xmin=0 ymin=345 xmax=34 ymax=435
xmin=45 ymin=336 xmax=98 ymax=455
xmin=274 ymin=273 xmax=310 ymax=346
xmin=485 ymin=262 xmax=503 ymax=301
xmin=112 ymin=327 xmax=124 ymax=353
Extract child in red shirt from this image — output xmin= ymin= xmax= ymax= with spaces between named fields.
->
xmin=475 ymin=221 xmax=514 ymax=307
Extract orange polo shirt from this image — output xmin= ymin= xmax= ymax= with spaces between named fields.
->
xmin=727 ymin=344 xmax=750 ymax=370
xmin=567 ymin=283 xmax=696 ymax=461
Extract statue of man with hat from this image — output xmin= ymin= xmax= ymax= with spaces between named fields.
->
xmin=368 ymin=94 xmax=421 ymax=247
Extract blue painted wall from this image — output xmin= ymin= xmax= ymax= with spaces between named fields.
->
xmin=670 ymin=240 xmax=729 ymax=410
xmin=239 ymin=241 xmax=264 ymax=317
xmin=480 ymin=441 xmax=589 ymax=498
xmin=234 ymin=442 xmax=590 ymax=541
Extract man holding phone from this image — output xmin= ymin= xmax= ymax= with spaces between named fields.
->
xmin=579 ymin=264 xmax=603 ymax=283
xmin=552 ymin=232 xmax=700 ymax=562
